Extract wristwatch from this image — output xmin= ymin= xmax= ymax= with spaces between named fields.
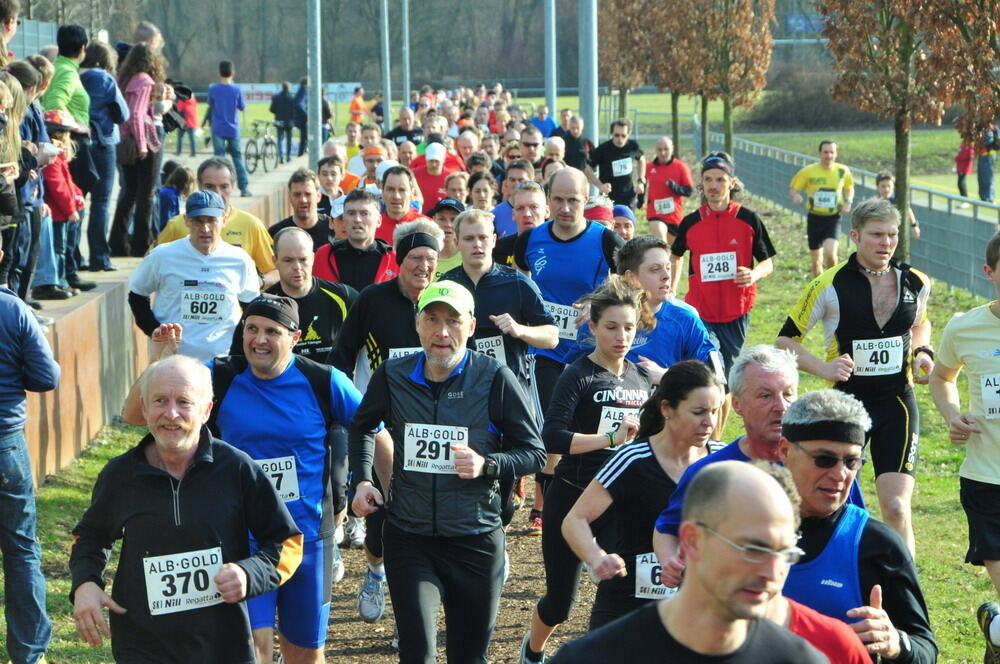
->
xmin=895 ymin=630 xmax=912 ymax=660
xmin=482 ymin=456 xmax=500 ymax=479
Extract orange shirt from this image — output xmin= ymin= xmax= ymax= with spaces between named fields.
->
xmin=349 ymin=94 xmax=366 ymax=123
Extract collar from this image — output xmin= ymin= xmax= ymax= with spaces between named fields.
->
xmin=408 ymin=349 xmax=471 ymax=387
xmin=845 ymin=252 xmax=902 ymax=274
xmin=133 ymin=426 xmax=215 ymax=474
xmin=56 ymin=54 xmax=81 ymax=71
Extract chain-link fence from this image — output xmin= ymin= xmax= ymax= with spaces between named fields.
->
xmin=699 ymin=129 xmax=1000 ymax=298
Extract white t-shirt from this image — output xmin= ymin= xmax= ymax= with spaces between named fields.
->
xmin=129 ymin=238 xmax=259 ymax=362
xmin=938 ymin=304 xmax=1000 ymax=484
xmin=347 ymin=152 xmax=366 ymax=177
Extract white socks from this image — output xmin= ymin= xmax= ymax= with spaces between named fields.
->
xmin=369 ymin=561 xmax=386 ymax=577
xmin=990 ymin=614 xmax=1000 ymax=646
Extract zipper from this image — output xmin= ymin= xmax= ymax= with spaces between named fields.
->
xmin=170 ymin=476 xmax=183 ymax=526
xmin=431 ymin=391 xmax=439 ymax=536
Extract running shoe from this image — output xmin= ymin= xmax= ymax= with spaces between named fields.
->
xmin=357 ymin=568 xmax=387 ymax=622
xmin=345 ymin=515 xmax=366 ymax=549
xmin=330 ymin=538 xmax=345 ymax=585
xmin=528 ymin=509 xmax=543 ymax=536
xmin=519 ymin=633 xmax=545 ymax=664
xmin=391 ymin=622 xmax=399 ymax=650
xmin=978 ymin=601 xmax=1000 ymax=664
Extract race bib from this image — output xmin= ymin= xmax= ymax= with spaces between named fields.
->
xmin=654 ymin=197 xmax=675 ymax=215
xmin=635 ymin=552 xmax=677 ymax=600
xmin=852 ymin=337 xmax=903 ymax=376
xmin=544 ymin=301 xmax=580 ymax=340
xmin=699 ymin=252 xmax=737 ymax=282
xmin=180 ymin=286 xmax=231 ymax=323
xmin=476 ymin=335 xmax=506 ymax=361
xmin=403 ymin=423 xmax=468 ymax=474
xmin=812 ymin=189 xmax=838 ymax=209
xmin=144 ymin=547 xmax=224 ymax=616
xmin=596 ymin=406 xmax=640 ymax=437
xmin=255 ymin=456 xmax=301 ymax=502
xmin=611 ymin=157 xmax=632 ymax=177
xmin=389 ymin=347 xmax=422 ymax=360
xmin=981 ymin=374 xmax=1000 ymax=420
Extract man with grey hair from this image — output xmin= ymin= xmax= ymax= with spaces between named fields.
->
xmin=70 ymin=354 xmax=303 ymax=663
xmin=777 ymin=196 xmax=933 ymax=555
xmin=350 ymin=279 xmax=546 ymax=664
xmin=551 ymin=461 xmax=826 ymax=663
xmin=780 ymin=389 xmax=937 ymax=663
xmin=544 ymin=135 xmax=566 ymax=163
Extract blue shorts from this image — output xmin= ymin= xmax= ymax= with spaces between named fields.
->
xmin=248 ymin=536 xmax=333 ymax=649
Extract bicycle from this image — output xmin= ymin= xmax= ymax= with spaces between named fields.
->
xmin=244 ymin=120 xmax=280 ymax=174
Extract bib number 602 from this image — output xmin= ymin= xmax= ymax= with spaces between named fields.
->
xmin=189 ymin=301 xmax=218 ymax=315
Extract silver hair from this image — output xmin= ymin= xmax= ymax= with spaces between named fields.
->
xmin=140 ymin=355 xmax=213 ymax=405
xmin=851 ymin=197 xmax=900 ymax=231
xmin=782 ymin=389 xmax=872 ymax=432
xmin=394 ymin=219 xmax=444 ymax=249
xmin=545 ymin=136 xmax=565 ymax=150
xmin=728 ymin=344 xmax=799 ymax=397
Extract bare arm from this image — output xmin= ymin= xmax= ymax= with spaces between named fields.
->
xmin=562 ymin=480 xmax=625 ymax=580
xmin=491 ymin=313 xmax=558 ymax=350
xmin=669 ymin=253 xmax=683 ymax=296
xmin=775 ymin=335 xmax=854 ymax=384
xmin=652 ymin=530 xmax=683 ymax=588
xmin=929 ymin=361 xmax=981 ymax=444
xmin=910 ymin=317 xmax=934 ymax=384
xmin=373 ymin=429 xmax=393 ymax=491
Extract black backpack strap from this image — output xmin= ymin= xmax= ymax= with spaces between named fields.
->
xmin=207 ymin=355 xmax=249 ymax=437
xmin=291 ymin=355 xmax=335 ymax=428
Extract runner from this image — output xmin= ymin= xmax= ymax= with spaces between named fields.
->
xmin=789 ymin=140 xmax=854 ymax=277
xmin=71 ymin=355 xmax=303 ymax=662
xmin=493 ymin=181 xmax=547 ymax=268
xmin=493 ymin=158 xmax=535 ymax=237
xmin=378 ymin=165 xmax=429 ymax=244
xmin=514 ymin=168 xmax=623 ymax=536
xmin=428 ymin=197 xmax=465 ymax=279
xmin=561 ymin=360 xmax=723 ymax=629
xmin=349 ymin=280 xmax=545 ymax=664
xmin=519 ymin=276 xmax=653 ymax=664
xmin=268 ymin=168 xmax=330 ymax=251
xmin=313 ymin=188 xmax=397 ymax=292
xmin=776 ymin=197 xmax=932 ymax=554
xmin=611 ymin=206 xmax=635 ymax=242
xmin=585 ymin=118 xmax=645 ymax=207
xmin=644 ymin=136 xmax=693 ymax=242
xmin=128 ymin=190 xmax=259 ymax=362
xmin=156 ymin=157 xmax=278 ymax=287
xmin=930 ymin=231 xmax=1000 ymax=663
xmin=670 ymin=152 xmax=775 ymax=381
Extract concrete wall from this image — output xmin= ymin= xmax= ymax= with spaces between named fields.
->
xmin=23 ymin=158 xmax=300 ymax=483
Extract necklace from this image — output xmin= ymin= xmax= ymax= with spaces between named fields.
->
xmin=860 ymin=265 xmax=892 ymax=277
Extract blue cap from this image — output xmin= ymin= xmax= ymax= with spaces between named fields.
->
xmin=185 ymin=190 xmax=226 ymax=219
xmin=612 ymin=205 xmax=635 ymax=222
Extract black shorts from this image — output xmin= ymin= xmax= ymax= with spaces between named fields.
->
xmin=960 ymin=477 xmax=1000 ymax=565
xmin=705 ymin=314 xmax=749 ymax=385
xmin=806 ymin=213 xmax=840 ymax=250
xmin=862 ymin=387 xmax=919 ymax=477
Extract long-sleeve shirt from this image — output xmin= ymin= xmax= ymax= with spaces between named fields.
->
xmin=41 ymin=153 xmax=84 ymax=222
xmin=0 ymin=286 xmax=59 ymax=431
xmin=121 ymin=72 xmax=160 ymax=154
xmin=42 ymin=55 xmax=91 ymax=124
xmin=81 ymin=68 xmax=129 ymax=145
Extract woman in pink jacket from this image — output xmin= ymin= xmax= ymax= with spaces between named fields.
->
xmin=109 ymin=43 xmax=166 ymax=257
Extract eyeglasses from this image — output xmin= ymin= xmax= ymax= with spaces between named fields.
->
xmin=791 ymin=441 xmax=865 ymax=471
xmin=696 ymin=522 xmax=805 ymax=565
xmin=521 ymin=141 xmax=540 ymax=148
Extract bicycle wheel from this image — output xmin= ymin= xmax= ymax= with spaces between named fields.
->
xmin=244 ymin=139 xmax=260 ymax=174
xmin=262 ymin=138 xmax=279 ymax=173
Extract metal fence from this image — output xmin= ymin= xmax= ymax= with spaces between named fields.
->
xmin=8 ymin=20 xmax=57 ymax=59
xmin=700 ymin=130 xmax=1000 ymax=299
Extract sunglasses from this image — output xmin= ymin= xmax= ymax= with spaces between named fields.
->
xmin=791 ymin=441 xmax=865 ymax=471
xmin=521 ymin=141 xmax=540 ymax=148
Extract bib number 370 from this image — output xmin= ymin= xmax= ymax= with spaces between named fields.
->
xmin=144 ymin=547 xmax=224 ymax=616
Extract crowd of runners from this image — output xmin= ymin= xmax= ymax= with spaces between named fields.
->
xmin=6 ymin=8 xmax=1000 ymax=664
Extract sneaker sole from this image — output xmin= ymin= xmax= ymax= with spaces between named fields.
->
xmin=978 ymin=602 xmax=1000 ymax=663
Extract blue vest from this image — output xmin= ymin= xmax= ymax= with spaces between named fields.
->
xmin=524 ymin=221 xmax=611 ymax=364
xmin=784 ymin=504 xmax=868 ymax=623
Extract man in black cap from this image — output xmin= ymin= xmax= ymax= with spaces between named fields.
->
xmin=428 ymin=196 xmax=466 ymax=280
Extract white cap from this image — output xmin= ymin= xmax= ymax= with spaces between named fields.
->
xmin=375 ymin=159 xmax=399 ymax=183
xmin=425 ymin=143 xmax=446 ymax=163
xmin=330 ymin=195 xmax=346 ymax=218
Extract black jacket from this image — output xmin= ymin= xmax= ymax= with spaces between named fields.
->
xmin=69 ymin=429 xmax=303 ymax=663
xmin=349 ymin=350 xmax=546 ymax=537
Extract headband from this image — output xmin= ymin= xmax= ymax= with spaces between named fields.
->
xmin=363 ymin=146 xmax=388 ymax=158
xmin=243 ymin=295 xmax=300 ymax=332
xmin=782 ymin=420 xmax=867 ymax=447
xmin=701 ymin=155 xmax=735 ymax=177
xmin=395 ymin=232 xmax=440 ymax=265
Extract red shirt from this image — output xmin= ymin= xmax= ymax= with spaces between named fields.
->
xmin=956 ymin=145 xmax=975 ymax=174
xmin=377 ymin=206 xmax=429 ymax=244
xmin=42 ymin=154 xmax=84 ymax=222
xmin=671 ymin=202 xmax=776 ymax=323
xmin=645 ymin=157 xmax=693 ymax=226
xmin=412 ymin=165 xmax=455 ymax=213
xmin=787 ymin=598 xmax=871 ymax=664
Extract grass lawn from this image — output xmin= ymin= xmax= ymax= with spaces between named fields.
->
xmin=7 ymin=161 xmax=991 ymax=662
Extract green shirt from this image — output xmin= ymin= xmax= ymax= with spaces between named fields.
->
xmin=42 ymin=55 xmax=91 ymax=125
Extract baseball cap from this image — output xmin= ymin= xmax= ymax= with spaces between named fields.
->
xmin=612 ymin=205 xmax=635 ymax=221
xmin=428 ymin=197 xmax=465 ymax=217
xmin=417 ymin=280 xmax=475 ymax=317
xmin=185 ymin=190 xmax=226 ymax=219
xmin=425 ymin=143 xmax=446 ymax=163
xmin=43 ymin=109 xmax=75 ymax=132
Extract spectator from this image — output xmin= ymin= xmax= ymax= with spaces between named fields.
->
xmin=293 ymin=78 xmax=307 ymax=156
xmin=154 ymin=165 xmax=194 ymax=236
xmin=956 ymin=141 xmax=974 ymax=206
xmin=270 ymin=81 xmax=294 ymax=163
xmin=173 ymin=87 xmax=198 ymax=157
xmin=206 ymin=60 xmax=250 ymax=198
xmin=80 ymin=41 xmax=128 ymax=272
xmin=109 ymin=42 xmax=165 ymax=257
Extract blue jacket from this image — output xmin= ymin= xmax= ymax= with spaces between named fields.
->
xmin=0 ymin=287 xmax=59 ymax=431
xmin=80 ymin=68 xmax=129 ymax=146
xmin=18 ymin=102 xmax=49 ymax=208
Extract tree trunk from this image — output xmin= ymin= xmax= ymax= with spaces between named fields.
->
xmin=671 ymin=91 xmax=680 ymax=155
xmin=894 ymin=112 xmax=911 ymax=261
xmin=617 ymin=86 xmax=628 ymax=120
xmin=700 ymin=95 xmax=709 ymax=157
xmin=723 ymin=98 xmax=733 ymax=156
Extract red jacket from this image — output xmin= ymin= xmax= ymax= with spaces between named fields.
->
xmin=176 ymin=96 xmax=198 ymax=129
xmin=313 ymin=240 xmax=397 ymax=287
xmin=42 ymin=153 xmax=84 ymax=222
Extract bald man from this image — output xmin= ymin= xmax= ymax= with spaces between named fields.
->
xmin=550 ymin=462 xmax=826 ymax=663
